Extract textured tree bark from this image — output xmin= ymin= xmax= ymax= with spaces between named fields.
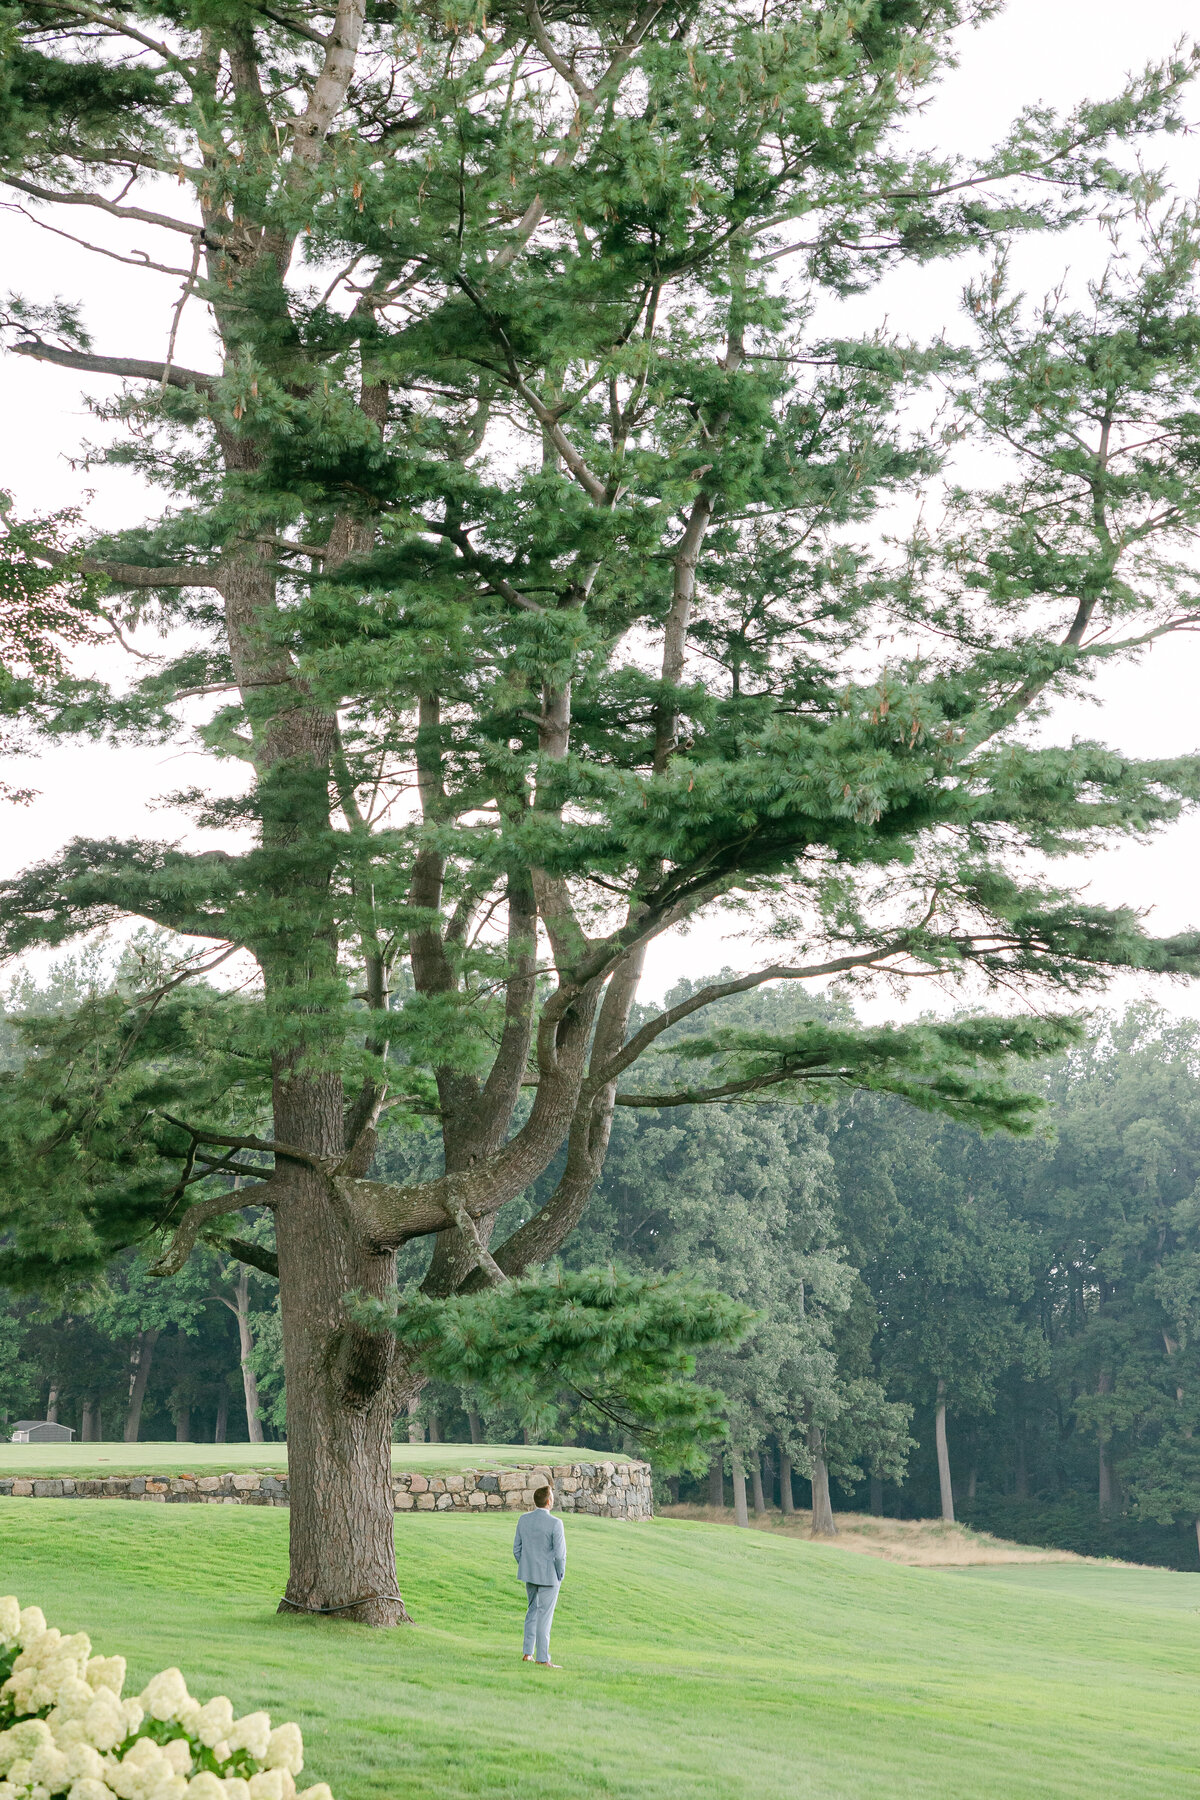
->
xmin=81 ymin=1400 xmax=102 ymax=1442
xmin=124 ymin=1328 xmax=161 ymax=1443
xmin=780 ymin=1454 xmax=795 ymax=1515
xmin=708 ymin=1458 xmax=725 ymax=1509
xmin=935 ymin=1380 xmax=955 ymax=1523
xmin=751 ymin=1457 xmax=768 ymax=1518
xmin=274 ymin=1081 xmax=409 ymax=1627
xmin=46 ymin=1383 xmax=59 ymax=1424
xmin=467 ymin=1408 xmax=483 ymax=1444
xmin=174 ymin=1406 xmax=190 ymax=1443
xmin=731 ymin=1451 xmax=750 ymax=1528
xmin=869 ymin=1475 xmax=883 ymax=1517
xmin=406 ymin=1394 xmax=423 ymax=1443
xmin=809 ymin=1426 xmax=837 ymax=1536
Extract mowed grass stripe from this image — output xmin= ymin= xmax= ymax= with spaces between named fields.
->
xmin=0 ymin=1442 xmax=588 ymax=1479
xmin=1 ymin=1501 xmax=1198 ymax=1799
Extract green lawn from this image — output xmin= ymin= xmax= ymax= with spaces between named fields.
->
xmin=0 ymin=1441 xmax=586 ymax=1478
xmin=3 ymin=1502 xmax=1199 ymax=1798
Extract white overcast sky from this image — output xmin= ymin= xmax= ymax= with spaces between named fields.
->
xmin=2 ymin=0 xmax=1200 ymax=1012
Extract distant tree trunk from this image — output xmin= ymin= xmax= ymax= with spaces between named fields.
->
xmin=406 ymin=1393 xmax=423 ymax=1443
xmin=220 ymin=1269 xmax=265 ymax=1444
xmin=81 ymin=1399 xmax=101 ymax=1442
xmin=46 ymin=1383 xmax=59 ymax=1424
xmin=467 ymin=1407 xmax=483 ymax=1444
xmin=869 ymin=1475 xmax=883 ymax=1516
xmin=809 ymin=1425 xmax=837 ymax=1536
xmin=935 ymin=1380 xmax=954 ymax=1523
xmin=516 ymin=1422 xmax=526 ymax=1446
xmin=237 ymin=1278 xmax=264 ymax=1444
xmin=1097 ymin=1369 xmax=1114 ymax=1515
xmin=967 ymin=1466 xmax=978 ymax=1502
xmin=780 ymin=1454 xmax=796 ymax=1516
xmin=214 ymin=1388 xmax=228 ymax=1444
xmin=667 ymin=1476 xmax=680 ymax=1503
xmin=124 ymin=1327 xmax=161 ymax=1443
xmin=730 ymin=1450 xmax=750 ymax=1528
xmin=751 ymin=1456 xmax=768 ymax=1518
xmin=708 ymin=1458 xmax=725 ymax=1509
xmin=175 ymin=1405 xmax=190 ymax=1443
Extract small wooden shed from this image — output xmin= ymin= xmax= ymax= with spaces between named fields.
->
xmin=9 ymin=1421 xmax=76 ymax=1443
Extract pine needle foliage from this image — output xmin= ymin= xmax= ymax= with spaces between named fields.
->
xmin=355 ymin=1265 xmax=752 ymax=1469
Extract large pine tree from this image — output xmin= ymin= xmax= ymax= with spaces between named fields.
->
xmin=3 ymin=3 xmax=1200 ymax=1622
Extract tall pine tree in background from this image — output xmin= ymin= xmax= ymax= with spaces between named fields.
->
xmin=2 ymin=3 xmax=1200 ymax=1621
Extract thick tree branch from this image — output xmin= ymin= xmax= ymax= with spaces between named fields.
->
xmin=150 ymin=1184 xmax=278 ymax=1277
xmin=202 ymin=1231 xmax=280 ymax=1279
xmin=11 ymin=337 xmax=218 ymax=397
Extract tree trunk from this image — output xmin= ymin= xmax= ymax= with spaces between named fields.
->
xmin=215 ymin=1388 xmax=228 ymax=1444
xmin=751 ymin=1456 xmax=768 ymax=1518
xmin=731 ymin=1450 xmax=750 ymax=1528
xmin=780 ymin=1454 xmax=795 ymax=1516
xmin=406 ymin=1392 xmax=423 ymax=1443
xmin=46 ymin=1383 xmax=59 ymax=1424
xmin=81 ymin=1399 xmax=101 ymax=1442
xmin=1097 ymin=1368 xmax=1114 ymax=1515
xmin=275 ymin=1124 xmax=409 ymax=1626
xmin=467 ymin=1407 xmax=483 ymax=1444
xmin=869 ymin=1475 xmax=883 ymax=1516
xmin=809 ymin=1425 xmax=837 ymax=1536
xmin=230 ymin=1270 xmax=264 ymax=1444
xmin=708 ymin=1458 xmax=725 ymax=1509
xmin=124 ymin=1327 xmax=161 ymax=1443
xmin=519 ymin=1424 xmax=529 ymax=1446
xmin=967 ymin=1466 xmax=978 ymax=1502
xmin=430 ymin=1413 xmax=442 ymax=1443
xmin=175 ymin=1405 xmax=190 ymax=1443
xmin=935 ymin=1379 xmax=954 ymax=1523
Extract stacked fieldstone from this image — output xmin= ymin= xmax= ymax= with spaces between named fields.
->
xmin=390 ymin=1460 xmax=652 ymax=1517
xmin=0 ymin=1459 xmax=653 ymax=1518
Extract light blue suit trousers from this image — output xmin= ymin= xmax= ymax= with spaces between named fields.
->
xmin=523 ymin=1581 xmax=559 ymax=1662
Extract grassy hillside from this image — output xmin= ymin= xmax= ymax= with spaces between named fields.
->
xmin=0 ymin=1441 xmax=587 ymax=1478
xmin=3 ymin=1502 xmax=1199 ymax=1797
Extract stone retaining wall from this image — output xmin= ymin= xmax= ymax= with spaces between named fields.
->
xmin=0 ymin=1459 xmax=653 ymax=1519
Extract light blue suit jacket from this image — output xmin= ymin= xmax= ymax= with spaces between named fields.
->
xmin=513 ymin=1506 xmax=566 ymax=1586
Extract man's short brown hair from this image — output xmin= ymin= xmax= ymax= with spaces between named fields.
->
xmin=534 ymin=1484 xmax=553 ymax=1508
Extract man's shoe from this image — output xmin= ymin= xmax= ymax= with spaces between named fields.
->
xmin=535 ymin=1660 xmax=562 ymax=1668
xmin=522 ymin=1653 xmax=534 ymax=1662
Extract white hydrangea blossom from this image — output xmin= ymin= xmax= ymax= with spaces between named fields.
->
xmin=262 ymin=1730 xmax=301 ymax=1780
xmin=224 ymin=1721 xmax=269 ymax=1765
xmin=0 ymin=1600 xmax=329 ymax=1800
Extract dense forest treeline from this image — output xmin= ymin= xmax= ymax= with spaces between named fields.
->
xmin=3 ymin=957 xmax=1200 ymax=1567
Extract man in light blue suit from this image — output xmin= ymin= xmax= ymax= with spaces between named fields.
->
xmin=513 ymin=1482 xmax=566 ymax=1667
